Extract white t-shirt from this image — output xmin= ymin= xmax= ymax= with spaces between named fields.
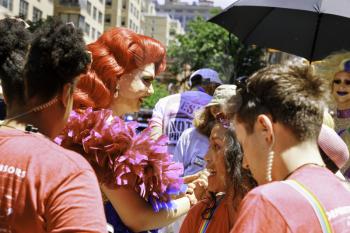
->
xmin=150 ymin=91 xmax=211 ymax=155
xmin=174 ymin=127 xmax=209 ymax=176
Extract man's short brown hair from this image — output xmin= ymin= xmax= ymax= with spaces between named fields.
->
xmin=227 ymin=59 xmax=330 ymax=141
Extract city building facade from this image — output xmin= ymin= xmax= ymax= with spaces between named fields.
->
xmin=54 ymin=0 xmax=105 ymax=43
xmin=142 ymin=13 xmax=184 ymax=47
xmin=155 ymin=0 xmax=220 ymax=31
xmin=104 ymin=0 xmax=141 ymax=33
xmin=0 ymin=0 xmax=53 ymax=22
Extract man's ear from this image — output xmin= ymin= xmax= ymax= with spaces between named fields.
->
xmin=256 ymin=114 xmax=274 ymax=145
xmin=60 ymin=83 xmax=73 ymax=107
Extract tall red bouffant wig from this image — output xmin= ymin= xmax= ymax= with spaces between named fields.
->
xmin=74 ymin=27 xmax=166 ymax=109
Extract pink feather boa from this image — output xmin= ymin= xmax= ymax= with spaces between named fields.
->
xmin=56 ymin=108 xmax=184 ymax=201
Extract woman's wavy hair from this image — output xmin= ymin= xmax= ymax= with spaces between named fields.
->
xmin=193 ymin=106 xmax=216 ymax=137
xmin=74 ymin=27 xmax=167 ymax=110
xmin=202 ymin=125 xmax=257 ymax=220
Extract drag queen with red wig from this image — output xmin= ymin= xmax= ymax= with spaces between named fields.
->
xmin=56 ymin=28 xmax=195 ymax=232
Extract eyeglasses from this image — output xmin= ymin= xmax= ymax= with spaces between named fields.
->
xmin=215 ymin=112 xmax=230 ymax=128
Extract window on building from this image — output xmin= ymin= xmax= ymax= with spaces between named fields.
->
xmin=59 ymin=13 xmax=68 ymax=22
xmin=93 ymin=6 xmax=97 ymax=20
xmin=106 ymin=0 xmax=111 ymax=6
xmin=85 ymin=22 xmax=90 ymax=36
xmin=105 ymin=14 xmax=111 ymax=24
xmin=59 ymin=13 xmax=79 ymax=26
xmin=0 ymin=0 xmax=13 ymax=10
xmin=92 ymin=27 xmax=95 ymax=40
xmin=99 ymin=0 xmax=103 ymax=3
xmin=174 ymin=15 xmax=182 ymax=22
xmin=69 ymin=14 xmax=79 ymax=26
xmin=175 ymin=9 xmax=182 ymax=13
xmin=129 ymin=19 xmax=132 ymax=28
xmin=186 ymin=16 xmax=194 ymax=21
xmin=98 ymin=11 xmax=103 ymax=23
xmin=79 ymin=15 xmax=85 ymax=29
xmin=32 ymin=7 xmax=42 ymax=22
xmin=121 ymin=17 xmax=125 ymax=26
xmin=122 ymin=0 xmax=126 ymax=9
xmin=19 ymin=0 xmax=29 ymax=20
xmin=97 ymin=31 xmax=101 ymax=38
xmin=169 ymin=28 xmax=176 ymax=36
xmin=59 ymin=0 xmax=78 ymax=6
xmin=86 ymin=1 xmax=91 ymax=15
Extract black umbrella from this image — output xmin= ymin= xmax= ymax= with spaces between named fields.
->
xmin=209 ymin=0 xmax=350 ymax=61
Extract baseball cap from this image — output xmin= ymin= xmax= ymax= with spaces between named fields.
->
xmin=188 ymin=68 xmax=223 ymax=87
xmin=318 ymin=124 xmax=349 ymax=169
xmin=206 ymin=84 xmax=237 ymax=107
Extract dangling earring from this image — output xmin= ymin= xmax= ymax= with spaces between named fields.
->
xmin=266 ymin=134 xmax=275 ymax=183
xmin=266 ymin=150 xmax=274 ymax=182
xmin=114 ymin=84 xmax=120 ymax=98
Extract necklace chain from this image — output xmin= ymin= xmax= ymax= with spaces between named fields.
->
xmin=4 ymin=97 xmax=58 ymax=123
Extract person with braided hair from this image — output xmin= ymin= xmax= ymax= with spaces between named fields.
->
xmin=0 ymin=18 xmax=107 ymax=232
xmin=57 ymin=27 xmax=196 ymax=233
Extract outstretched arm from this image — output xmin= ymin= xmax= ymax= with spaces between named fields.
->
xmin=101 ymin=184 xmax=194 ymax=232
xmin=149 ymin=98 xmax=165 ymax=140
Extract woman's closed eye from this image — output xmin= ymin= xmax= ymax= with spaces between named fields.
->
xmin=210 ymin=142 xmax=221 ymax=152
xmin=142 ymin=76 xmax=153 ymax=85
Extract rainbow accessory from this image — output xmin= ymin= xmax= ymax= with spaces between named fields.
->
xmin=283 ymin=180 xmax=333 ymax=233
xmin=198 ymin=196 xmax=224 ymax=233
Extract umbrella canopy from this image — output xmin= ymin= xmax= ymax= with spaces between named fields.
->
xmin=209 ymin=0 xmax=350 ymax=61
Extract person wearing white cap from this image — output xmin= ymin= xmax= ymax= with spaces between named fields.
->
xmin=150 ymin=68 xmax=223 ymax=155
xmin=174 ymin=84 xmax=237 ymax=177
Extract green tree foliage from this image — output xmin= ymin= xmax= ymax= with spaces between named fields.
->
xmin=167 ymin=17 xmax=265 ymax=83
xmin=142 ymin=81 xmax=169 ymax=109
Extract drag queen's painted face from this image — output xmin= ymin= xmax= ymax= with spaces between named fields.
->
xmin=333 ymin=71 xmax=350 ymax=110
xmin=112 ymin=63 xmax=155 ymax=115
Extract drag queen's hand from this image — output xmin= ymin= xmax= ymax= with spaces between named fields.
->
xmin=101 ymin=184 xmax=192 ymax=232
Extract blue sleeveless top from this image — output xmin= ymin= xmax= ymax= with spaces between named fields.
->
xmin=104 ymin=201 xmax=158 ymax=233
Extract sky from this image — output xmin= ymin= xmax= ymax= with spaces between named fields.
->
xmin=157 ymin=0 xmax=233 ymax=9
